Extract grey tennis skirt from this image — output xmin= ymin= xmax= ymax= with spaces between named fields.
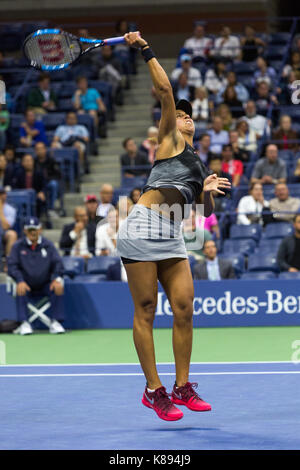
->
xmin=116 ymin=204 xmax=187 ymax=262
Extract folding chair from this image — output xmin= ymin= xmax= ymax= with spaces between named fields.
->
xmin=6 ymin=276 xmax=52 ymax=331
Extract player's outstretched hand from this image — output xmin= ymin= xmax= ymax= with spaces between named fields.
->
xmin=124 ymin=31 xmax=147 ymax=49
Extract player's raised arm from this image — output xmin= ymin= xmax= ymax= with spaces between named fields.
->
xmin=124 ymin=32 xmax=178 ymax=144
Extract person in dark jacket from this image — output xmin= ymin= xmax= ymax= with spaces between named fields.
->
xmin=7 ymin=217 xmax=65 ymax=335
xmin=27 ymin=73 xmax=58 ymax=114
xmin=277 ymin=214 xmax=300 ymax=272
xmin=13 ymin=153 xmax=48 ymax=219
xmin=193 ymin=240 xmax=236 ymax=280
xmin=34 ymin=142 xmax=61 ymax=213
xmin=59 ymin=206 xmax=96 ymax=257
xmin=120 ymin=137 xmax=150 ymax=178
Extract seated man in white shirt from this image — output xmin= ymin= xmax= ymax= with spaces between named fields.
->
xmin=59 ymin=206 xmax=95 ymax=257
xmin=237 ymin=182 xmax=270 ymax=225
xmin=193 ymin=240 xmax=236 ymax=280
xmin=95 ymin=207 xmax=119 ymax=256
xmin=243 ymin=100 xmax=270 ymax=139
xmin=0 ymin=187 xmax=17 ymax=257
xmin=183 ymin=22 xmax=213 ymax=60
xmin=171 ymin=54 xmax=202 ymax=88
xmin=210 ymin=26 xmax=240 ymax=61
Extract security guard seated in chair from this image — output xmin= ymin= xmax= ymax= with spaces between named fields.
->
xmin=7 ymin=216 xmax=65 ymax=335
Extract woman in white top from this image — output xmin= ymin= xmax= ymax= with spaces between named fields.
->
xmin=95 ymin=207 xmax=119 ymax=256
xmin=191 ymin=86 xmax=210 ymax=122
xmin=237 ymin=182 xmax=269 ymax=225
xmin=236 ymin=119 xmax=257 ymax=153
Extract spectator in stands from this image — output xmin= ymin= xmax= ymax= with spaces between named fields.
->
xmin=253 ymin=57 xmax=277 ymax=89
xmin=282 ymin=51 xmax=300 ymax=78
xmin=27 ymin=73 xmax=58 ymax=114
xmin=172 ymin=72 xmax=195 ymax=103
xmin=279 ymin=70 xmax=300 ymax=105
xmin=237 ymin=182 xmax=270 ymax=225
xmin=193 ymin=239 xmax=236 ymax=280
xmin=183 ymin=22 xmax=213 ymax=60
xmin=229 ymin=129 xmax=250 ymax=162
xmin=116 ymin=196 xmax=133 ymax=222
xmin=76 ymin=28 xmax=100 ymax=66
xmin=243 ymin=100 xmax=270 ymax=138
xmin=120 ymin=137 xmax=150 ymax=178
xmin=0 ymin=103 xmax=9 ymax=151
xmin=221 ymin=87 xmax=244 ymax=119
xmin=251 ymin=144 xmax=287 ymax=185
xmin=84 ymin=195 xmax=104 ymax=229
xmin=96 ymin=183 xmax=115 ymax=218
xmin=269 ymin=183 xmax=300 ymax=223
xmin=129 ymin=187 xmax=141 ymax=204
xmin=240 ymin=25 xmax=265 ymax=62
xmin=210 ymin=25 xmax=240 ymax=62
xmin=7 ymin=216 xmax=65 ymax=335
xmin=51 ymin=111 xmax=89 ymax=167
xmin=236 ymin=118 xmax=257 ymax=153
xmin=19 ymin=110 xmax=48 ymax=147
xmin=95 ymin=207 xmax=119 ymax=256
xmin=73 ymin=76 xmax=107 ymax=134
xmin=207 ymin=116 xmax=229 ymax=154
xmin=183 ymin=208 xmax=212 ymax=261
xmin=60 ymin=206 xmax=95 ymax=257
xmin=204 ymin=60 xmax=227 ymax=95
xmin=195 ymin=210 xmax=220 ymax=239
xmin=277 ymin=214 xmax=300 ymax=272
xmin=293 ymin=158 xmax=300 ymax=183
xmin=208 ymin=155 xmax=232 ymax=212
xmin=13 ymin=154 xmax=48 ymax=220
xmin=215 ymin=104 xmax=234 ymax=131
xmin=192 ymin=87 xmax=210 ymax=123
xmin=3 ymin=145 xmax=18 ymax=185
xmin=139 ymin=126 xmax=158 ymax=165
xmin=252 ymin=80 xmax=278 ymax=115
xmin=98 ymin=45 xmax=124 ymax=105
xmin=0 ymin=187 xmax=17 ymax=257
xmin=0 ymin=154 xmax=11 ymax=188
xmin=272 ymin=115 xmax=299 ymax=151
xmin=171 ymin=54 xmax=202 ymax=88
xmin=221 ymin=144 xmax=243 ymax=187
xmin=216 ymin=71 xmax=249 ymax=105
xmin=34 ymin=142 xmax=61 ymax=216
xmin=195 ymin=133 xmax=214 ymax=164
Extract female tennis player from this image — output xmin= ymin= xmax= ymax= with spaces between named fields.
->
xmin=117 ymin=32 xmax=231 ymax=421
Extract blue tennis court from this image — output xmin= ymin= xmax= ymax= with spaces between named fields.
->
xmin=1 ymin=361 xmax=300 ymax=450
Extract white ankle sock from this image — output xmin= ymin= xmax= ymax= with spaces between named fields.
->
xmin=147 ymin=387 xmax=156 ymax=393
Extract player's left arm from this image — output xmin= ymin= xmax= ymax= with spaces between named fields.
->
xmin=196 ymin=174 xmax=231 ymax=217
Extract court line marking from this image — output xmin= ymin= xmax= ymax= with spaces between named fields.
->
xmin=0 ymin=361 xmax=294 ymax=368
xmin=1 ymin=371 xmax=300 ymax=378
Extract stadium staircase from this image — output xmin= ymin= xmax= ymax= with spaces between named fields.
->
xmin=44 ymin=58 xmax=175 ymax=250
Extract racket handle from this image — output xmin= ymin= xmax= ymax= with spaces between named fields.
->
xmin=104 ymin=36 xmax=126 ymax=46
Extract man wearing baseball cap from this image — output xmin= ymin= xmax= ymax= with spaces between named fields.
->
xmin=7 ymin=216 xmax=65 ymax=335
xmin=171 ymin=53 xmax=202 ymax=88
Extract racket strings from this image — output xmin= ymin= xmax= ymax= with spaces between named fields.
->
xmin=25 ymin=33 xmax=81 ymax=66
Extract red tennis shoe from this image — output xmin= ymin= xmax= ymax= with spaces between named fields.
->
xmin=171 ymin=382 xmax=212 ymax=412
xmin=142 ymin=386 xmax=184 ymax=421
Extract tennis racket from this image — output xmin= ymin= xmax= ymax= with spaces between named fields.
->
xmin=23 ymin=28 xmax=127 ymax=71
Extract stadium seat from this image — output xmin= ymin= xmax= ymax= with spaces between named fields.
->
xmin=62 ymin=257 xmax=85 ymax=278
xmin=247 ymin=253 xmax=279 ymax=273
xmin=280 ymin=106 xmax=300 ymax=123
xmin=278 ymin=150 xmax=294 ymax=162
xmin=87 ymin=256 xmax=120 ymax=274
xmin=262 ymin=222 xmax=293 ymax=239
xmin=218 ymin=253 xmax=245 ymax=276
xmin=6 ymin=189 xmax=36 ymax=232
xmin=222 ymin=239 xmax=256 ymax=256
xmin=112 ymin=188 xmax=131 ymax=205
xmin=257 ymin=238 xmax=282 ymax=253
xmin=269 ymin=32 xmax=291 ymax=45
xmin=42 ymin=113 xmax=66 ymax=130
xmin=188 ymin=255 xmax=197 ymax=274
xmin=73 ymin=274 xmax=107 ymax=282
xmin=278 ymin=272 xmax=300 ymax=280
xmin=229 ymin=224 xmax=262 ymax=242
xmin=58 ymin=98 xmax=74 ymax=112
xmin=265 ymin=45 xmax=286 ymax=60
xmin=240 ymin=271 xmax=277 ymax=280
xmin=233 ymin=62 xmax=256 ymax=75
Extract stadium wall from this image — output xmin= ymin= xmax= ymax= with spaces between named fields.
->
xmin=1 ymin=281 xmax=300 ymax=329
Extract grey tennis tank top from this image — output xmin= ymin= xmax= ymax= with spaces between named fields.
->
xmin=142 ymin=142 xmax=210 ymax=204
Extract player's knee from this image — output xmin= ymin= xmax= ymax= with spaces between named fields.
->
xmin=136 ymin=297 xmax=157 ymax=321
xmin=172 ymin=297 xmax=194 ymax=325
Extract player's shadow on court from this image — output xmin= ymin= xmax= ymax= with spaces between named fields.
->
xmin=151 ymin=426 xmax=219 ymax=432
